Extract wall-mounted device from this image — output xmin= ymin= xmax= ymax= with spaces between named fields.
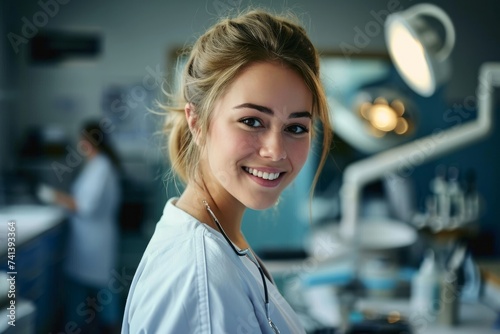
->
xmin=30 ymin=29 xmax=101 ymax=64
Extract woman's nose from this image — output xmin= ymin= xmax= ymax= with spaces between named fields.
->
xmin=259 ymin=131 xmax=287 ymax=161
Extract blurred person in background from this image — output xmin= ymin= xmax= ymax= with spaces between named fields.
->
xmin=38 ymin=120 xmax=122 ymax=334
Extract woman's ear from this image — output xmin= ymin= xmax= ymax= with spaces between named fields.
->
xmin=185 ymin=103 xmax=201 ymax=145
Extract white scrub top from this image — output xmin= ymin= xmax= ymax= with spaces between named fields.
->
xmin=122 ymin=198 xmax=305 ymax=334
xmin=65 ymin=153 xmax=120 ymax=287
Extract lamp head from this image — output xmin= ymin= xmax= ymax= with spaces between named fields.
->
xmin=385 ymin=4 xmax=455 ymax=97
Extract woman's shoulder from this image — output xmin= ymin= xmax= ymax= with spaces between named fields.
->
xmin=82 ymin=153 xmax=113 ymax=175
xmin=123 ymin=200 xmax=270 ymax=333
xmin=124 ymin=221 xmax=256 ymax=333
xmin=126 ymin=200 xmax=249 ymax=309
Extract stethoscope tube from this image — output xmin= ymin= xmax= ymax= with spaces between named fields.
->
xmin=203 ymin=200 xmax=280 ymax=334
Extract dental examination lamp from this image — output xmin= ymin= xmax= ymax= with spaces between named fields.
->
xmin=385 ymin=3 xmax=455 ymax=97
xmin=339 ymin=3 xmax=500 ymax=244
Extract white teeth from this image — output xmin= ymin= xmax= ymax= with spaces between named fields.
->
xmin=244 ymin=167 xmax=280 ymax=181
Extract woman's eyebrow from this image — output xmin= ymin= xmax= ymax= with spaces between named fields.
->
xmin=289 ymin=111 xmax=312 ymax=119
xmin=233 ymin=103 xmax=312 ymax=119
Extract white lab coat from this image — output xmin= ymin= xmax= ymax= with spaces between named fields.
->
xmin=65 ymin=154 xmax=120 ymax=287
xmin=122 ymin=198 xmax=306 ymax=334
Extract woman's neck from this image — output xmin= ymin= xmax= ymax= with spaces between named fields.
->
xmin=175 ymin=181 xmax=248 ymax=249
xmin=85 ymin=149 xmax=99 ymax=161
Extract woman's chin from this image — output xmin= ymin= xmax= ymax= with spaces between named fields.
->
xmin=244 ymin=198 xmax=280 ymax=211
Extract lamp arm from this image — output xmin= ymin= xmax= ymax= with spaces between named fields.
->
xmin=339 ymin=63 xmax=500 ymax=241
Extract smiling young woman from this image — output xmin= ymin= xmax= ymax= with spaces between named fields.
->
xmin=122 ymin=9 xmax=332 ymax=334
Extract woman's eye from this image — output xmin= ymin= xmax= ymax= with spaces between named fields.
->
xmin=286 ymin=124 xmax=309 ymax=135
xmin=240 ymin=118 xmax=263 ymax=128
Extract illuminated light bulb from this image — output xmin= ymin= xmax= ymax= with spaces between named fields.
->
xmin=387 ymin=21 xmax=432 ymax=95
xmin=391 ymin=99 xmax=405 ymax=116
xmin=387 ymin=311 xmax=401 ymax=323
xmin=369 ymin=126 xmax=386 ymax=137
xmin=359 ymin=102 xmax=372 ymax=119
xmin=374 ymin=96 xmax=389 ymax=105
xmin=369 ymin=105 xmax=398 ymax=132
xmin=395 ymin=117 xmax=409 ymax=134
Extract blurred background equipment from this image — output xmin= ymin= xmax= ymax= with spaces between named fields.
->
xmin=324 ymin=54 xmax=418 ymax=155
xmin=384 ymin=3 xmax=455 ymax=97
xmin=323 ymin=3 xmax=500 ymax=333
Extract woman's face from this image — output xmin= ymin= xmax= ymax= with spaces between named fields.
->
xmin=200 ymin=61 xmax=313 ymax=210
xmin=78 ymin=137 xmax=96 ymax=159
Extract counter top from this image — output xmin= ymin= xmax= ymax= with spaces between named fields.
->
xmin=358 ymin=298 xmax=499 ymax=333
xmin=0 ymin=204 xmax=66 ymax=256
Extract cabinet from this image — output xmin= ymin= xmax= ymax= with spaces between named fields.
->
xmin=0 ymin=205 xmax=66 ymax=332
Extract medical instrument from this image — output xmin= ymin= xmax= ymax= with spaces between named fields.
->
xmin=413 ymin=166 xmax=481 ymax=232
xmin=410 ymin=250 xmax=441 ymax=316
xmin=203 ymin=200 xmax=280 ymax=334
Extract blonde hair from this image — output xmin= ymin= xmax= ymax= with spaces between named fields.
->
xmin=164 ymin=9 xmax=332 ymax=192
